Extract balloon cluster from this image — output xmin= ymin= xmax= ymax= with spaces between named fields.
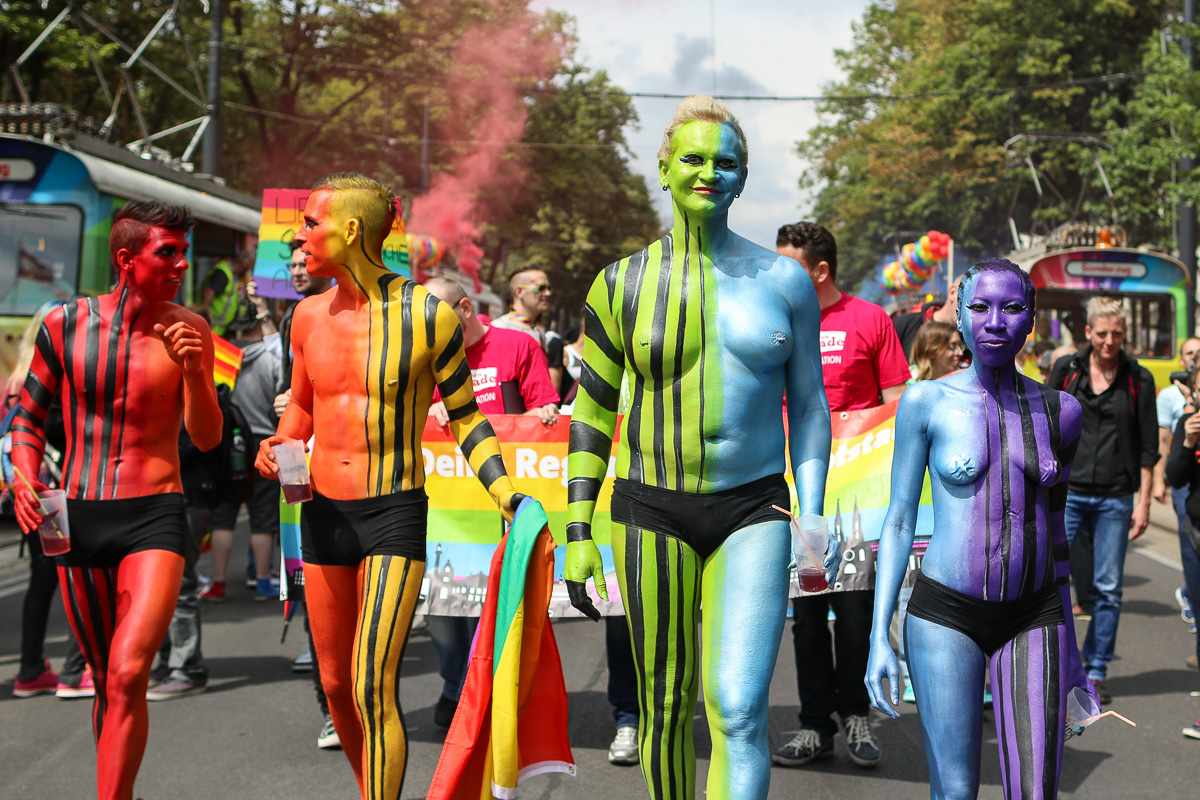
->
xmin=409 ymin=235 xmax=445 ymax=272
xmin=882 ymin=231 xmax=951 ymax=294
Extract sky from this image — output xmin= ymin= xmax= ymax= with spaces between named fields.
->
xmin=530 ymin=0 xmax=874 ymax=251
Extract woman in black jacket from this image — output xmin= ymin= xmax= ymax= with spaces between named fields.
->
xmin=1162 ymin=369 xmax=1200 ymax=739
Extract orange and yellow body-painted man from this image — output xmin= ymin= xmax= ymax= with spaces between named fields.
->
xmin=256 ymin=173 xmax=521 ymax=800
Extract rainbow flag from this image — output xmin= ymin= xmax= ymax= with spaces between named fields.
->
xmin=426 ymin=498 xmax=575 ymax=799
xmin=212 ymin=334 xmax=243 ymax=389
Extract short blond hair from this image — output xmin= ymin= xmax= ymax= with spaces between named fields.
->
xmin=1085 ymin=296 xmax=1126 ymax=328
xmin=312 ymin=172 xmax=396 ymax=254
xmin=657 ymin=95 xmax=748 ymax=167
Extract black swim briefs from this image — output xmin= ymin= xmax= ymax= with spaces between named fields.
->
xmin=905 ymin=573 xmax=1065 ymax=657
xmin=609 ymin=473 xmax=791 ymax=560
xmin=301 ymin=488 xmax=429 ymax=566
xmin=60 ymin=493 xmax=188 ymax=568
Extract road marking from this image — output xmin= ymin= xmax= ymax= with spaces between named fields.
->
xmin=1130 ymin=544 xmax=1183 ymax=572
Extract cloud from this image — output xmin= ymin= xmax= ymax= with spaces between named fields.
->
xmin=671 ymin=36 xmax=714 ymax=86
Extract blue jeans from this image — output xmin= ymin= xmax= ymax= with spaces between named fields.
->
xmin=1064 ymin=492 xmax=1134 ymax=682
xmin=1171 ymin=487 xmax=1200 ymax=666
xmin=605 ymin=614 xmax=639 ymax=728
xmin=426 ymin=615 xmax=479 ymax=702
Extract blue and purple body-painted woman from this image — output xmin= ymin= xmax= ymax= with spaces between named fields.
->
xmin=866 ymin=258 xmax=1096 ymax=799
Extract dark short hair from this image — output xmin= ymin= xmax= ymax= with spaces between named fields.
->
xmin=109 ymin=200 xmax=195 ymax=267
xmin=776 ymin=222 xmax=838 ymax=281
xmin=956 ymin=257 xmax=1037 ymax=323
xmin=289 ymin=238 xmax=303 ymax=253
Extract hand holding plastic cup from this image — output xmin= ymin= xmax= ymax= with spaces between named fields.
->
xmin=36 ymin=489 xmax=70 ymax=556
xmin=793 ymin=514 xmax=830 ymax=592
xmin=271 ymin=440 xmax=312 ymax=505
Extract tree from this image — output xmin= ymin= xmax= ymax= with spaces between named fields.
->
xmin=2 ymin=0 xmax=661 ymax=315
xmin=486 ymin=57 xmax=662 ymax=328
xmin=799 ymin=0 xmax=1172 ymax=291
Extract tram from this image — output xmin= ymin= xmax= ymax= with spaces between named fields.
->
xmin=1011 ymin=224 xmax=1190 ymax=389
xmin=0 ymin=109 xmax=260 ymax=385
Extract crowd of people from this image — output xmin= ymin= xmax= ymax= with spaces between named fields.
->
xmin=0 ymin=94 xmax=1197 ymax=800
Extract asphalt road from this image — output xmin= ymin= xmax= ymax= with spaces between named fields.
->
xmin=0 ymin=504 xmax=1196 ymax=799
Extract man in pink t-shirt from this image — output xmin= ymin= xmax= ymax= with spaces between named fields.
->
xmin=421 ymin=275 xmax=559 ymax=727
xmin=425 ymin=277 xmax=560 ymax=423
xmin=771 ymin=221 xmax=908 ymax=770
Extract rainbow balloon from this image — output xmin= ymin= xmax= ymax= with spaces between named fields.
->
xmin=882 ymin=231 xmax=951 ymax=294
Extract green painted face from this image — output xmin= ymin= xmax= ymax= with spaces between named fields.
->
xmin=659 ymin=121 xmax=747 ymax=219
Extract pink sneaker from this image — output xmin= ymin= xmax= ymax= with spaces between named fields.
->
xmin=57 ymin=666 xmax=95 ymax=699
xmin=13 ymin=661 xmax=58 ymax=698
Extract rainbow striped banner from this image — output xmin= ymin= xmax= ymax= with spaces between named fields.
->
xmin=419 ymin=408 xmax=932 ymax=614
xmin=253 ymin=189 xmax=411 ymax=299
xmin=212 ymin=334 xmax=243 ymax=389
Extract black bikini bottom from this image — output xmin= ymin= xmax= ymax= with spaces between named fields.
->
xmin=906 ymin=573 xmax=1065 ymax=657
xmin=609 ymin=474 xmax=790 ymax=560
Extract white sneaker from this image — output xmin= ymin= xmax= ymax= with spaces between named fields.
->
xmin=608 ymin=725 xmax=638 ymax=765
xmin=317 ymin=715 xmax=341 ymax=750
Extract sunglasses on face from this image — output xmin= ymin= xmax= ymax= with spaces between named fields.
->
xmin=517 ymin=283 xmax=552 ymax=296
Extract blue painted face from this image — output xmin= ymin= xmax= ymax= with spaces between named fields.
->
xmin=959 ymin=268 xmax=1034 ymax=368
xmin=659 ymin=121 xmax=747 ymax=219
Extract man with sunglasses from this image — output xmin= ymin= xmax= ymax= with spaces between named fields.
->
xmin=493 ymin=268 xmax=565 ymax=393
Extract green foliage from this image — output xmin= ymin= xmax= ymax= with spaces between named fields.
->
xmin=800 ymin=0 xmax=1174 ymax=291
xmin=490 ymin=60 xmax=662 ymax=325
xmin=2 ymin=0 xmax=660 ymax=318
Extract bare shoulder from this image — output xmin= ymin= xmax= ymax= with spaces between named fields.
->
xmin=292 ymin=290 xmax=334 ymax=323
xmin=160 ymin=303 xmax=212 ymax=334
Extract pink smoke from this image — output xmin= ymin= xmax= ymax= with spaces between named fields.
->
xmin=409 ymin=7 xmax=562 ymax=291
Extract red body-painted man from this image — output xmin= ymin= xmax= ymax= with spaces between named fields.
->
xmin=12 ymin=200 xmax=222 ymax=800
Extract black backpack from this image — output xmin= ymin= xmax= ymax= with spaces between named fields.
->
xmin=192 ymin=383 xmax=253 ymax=503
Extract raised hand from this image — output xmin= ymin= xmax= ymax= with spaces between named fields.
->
xmin=154 ymin=321 xmax=205 ymax=375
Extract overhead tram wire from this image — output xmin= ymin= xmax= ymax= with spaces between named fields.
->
xmin=216 ymin=44 xmax=1148 ymax=104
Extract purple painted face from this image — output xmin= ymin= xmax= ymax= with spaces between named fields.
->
xmin=959 ymin=268 xmax=1034 ymax=367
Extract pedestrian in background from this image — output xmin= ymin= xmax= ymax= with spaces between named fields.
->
xmin=201 ymin=299 xmax=282 ymax=602
xmin=772 ymin=221 xmax=908 ymax=770
xmin=423 ymin=275 xmax=558 ymax=726
xmin=1048 ymin=296 xmax=1158 ymax=705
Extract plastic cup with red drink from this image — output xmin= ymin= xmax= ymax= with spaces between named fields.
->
xmin=792 ymin=514 xmax=830 ymax=593
xmin=36 ymin=489 xmax=71 ymax=556
xmin=272 ymin=440 xmax=312 ymax=505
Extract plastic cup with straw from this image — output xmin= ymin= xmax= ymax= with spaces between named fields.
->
xmin=12 ymin=463 xmax=69 ymax=554
xmin=1064 ymin=685 xmax=1137 ymax=739
xmin=773 ymin=504 xmax=830 ymax=592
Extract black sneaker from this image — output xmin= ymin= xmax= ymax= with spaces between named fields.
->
xmin=844 ymin=714 xmax=881 ymax=767
xmin=434 ymin=693 xmax=458 ymax=728
xmin=771 ymin=729 xmax=833 ymax=766
xmin=1091 ymin=679 xmax=1111 ymax=706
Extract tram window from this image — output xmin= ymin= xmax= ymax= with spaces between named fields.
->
xmin=0 ymin=204 xmax=81 ymax=315
xmin=1034 ymin=289 xmax=1175 ymax=360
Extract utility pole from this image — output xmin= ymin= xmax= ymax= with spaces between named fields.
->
xmin=421 ymin=101 xmax=430 ymax=192
xmin=1182 ymin=0 xmax=1197 ymax=332
xmin=201 ymin=0 xmax=224 ymax=176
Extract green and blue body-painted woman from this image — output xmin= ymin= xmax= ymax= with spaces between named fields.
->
xmin=564 ymin=95 xmax=835 ymax=800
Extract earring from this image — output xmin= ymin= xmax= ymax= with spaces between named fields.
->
xmin=661 ymin=185 xmax=669 ymax=192
xmin=735 ymin=193 xmax=741 ymax=198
